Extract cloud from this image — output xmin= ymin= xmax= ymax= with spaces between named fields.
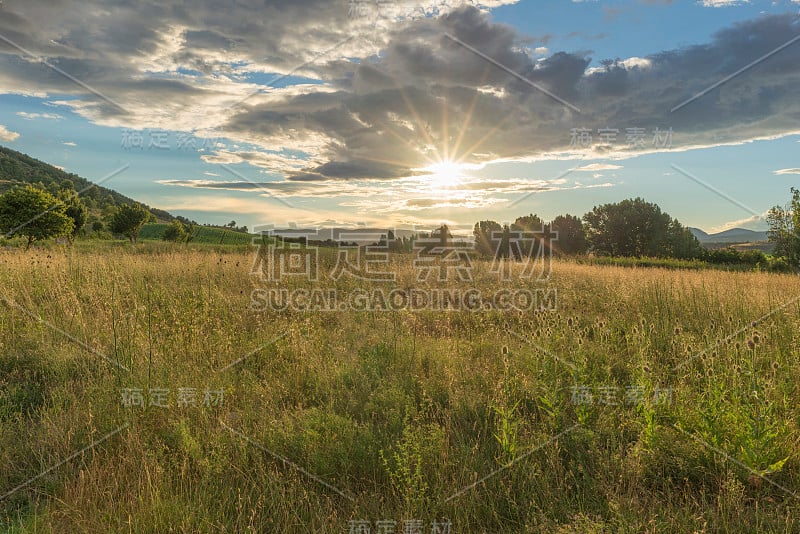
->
xmin=774 ymin=168 xmax=800 ymax=175
xmin=157 ymin=171 xmax=617 ymax=217
xmin=701 ymin=0 xmax=749 ymax=7
xmin=709 ymin=212 xmax=769 ymax=233
xmin=63 ymin=141 xmax=77 ymax=146
xmin=0 ymin=125 xmax=20 ymax=142
xmin=17 ymin=111 xmax=63 ymax=120
xmin=1 ymin=3 xmax=799 ymax=190
xmin=574 ymin=163 xmax=623 ymax=171
xmin=208 ymin=10 xmax=800 ymax=180
xmin=156 ymin=194 xmax=363 ymax=227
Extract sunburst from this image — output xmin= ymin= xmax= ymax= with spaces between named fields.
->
xmin=421 ymin=160 xmax=470 ymax=188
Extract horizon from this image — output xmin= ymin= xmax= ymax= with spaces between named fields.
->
xmin=0 ymin=140 xmax=779 ymax=238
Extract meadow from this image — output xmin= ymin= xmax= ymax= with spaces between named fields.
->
xmin=0 ymin=244 xmax=799 ymax=533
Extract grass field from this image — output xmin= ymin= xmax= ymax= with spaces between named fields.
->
xmin=1 ymin=244 xmax=799 ymax=532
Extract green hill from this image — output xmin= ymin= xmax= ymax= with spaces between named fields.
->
xmin=139 ymin=223 xmax=255 ymax=245
xmin=0 ymin=144 xmax=173 ymax=221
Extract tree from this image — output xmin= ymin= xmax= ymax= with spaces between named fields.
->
xmin=550 ymin=214 xmax=588 ymax=255
xmin=767 ymin=187 xmax=800 ymax=267
xmin=430 ymin=224 xmax=452 ymax=247
xmin=110 ymin=203 xmax=150 ymax=244
xmin=665 ymin=218 xmax=704 ymax=259
xmin=162 ymin=220 xmax=188 ymax=242
xmin=61 ymin=191 xmax=88 ymax=244
xmin=583 ymin=198 xmax=694 ymax=258
xmin=512 ymin=213 xmax=545 ymax=232
xmin=0 ymin=185 xmax=74 ymax=249
xmin=512 ymin=213 xmax=550 ymax=256
xmin=473 ymin=220 xmax=502 ymax=256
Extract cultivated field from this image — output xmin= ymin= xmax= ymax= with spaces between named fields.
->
xmin=1 ymin=245 xmax=799 ymax=533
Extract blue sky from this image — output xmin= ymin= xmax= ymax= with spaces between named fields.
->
xmin=1 ymin=0 xmax=799 ymax=234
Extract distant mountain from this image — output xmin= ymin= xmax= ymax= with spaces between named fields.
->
xmin=689 ymin=227 xmax=709 ymax=241
xmin=689 ymin=227 xmax=768 ymax=244
xmin=0 ymin=145 xmax=173 ymax=221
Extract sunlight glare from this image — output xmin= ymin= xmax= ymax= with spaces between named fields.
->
xmin=423 ymin=160 xmax=468 ymax=188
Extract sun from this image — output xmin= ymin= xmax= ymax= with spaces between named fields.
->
xmin=422 ymin=160 xmax=469 ymax=188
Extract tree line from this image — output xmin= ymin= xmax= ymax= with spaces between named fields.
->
xmin=470 ymin=193 xmax=799 ymax=271
xmin=0 ymin=180 xmax=797 ymax=272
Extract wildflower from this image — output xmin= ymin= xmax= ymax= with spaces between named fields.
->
xmin=747 ymin=339 xmax=755 ymax=350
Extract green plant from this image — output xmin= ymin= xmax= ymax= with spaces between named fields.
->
xmin=492 ymin=401 xmax=520 ymax=463
xmin=0 ymin=185 xmax=74 ymax=249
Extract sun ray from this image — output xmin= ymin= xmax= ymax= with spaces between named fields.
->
xmin=449 ymin=66 xmax=492 ymax=164
xmin=455 ymin=109 xmax=518 ymax=164
xmin=393 ymin=82 xmax=443 ymax=164
xmin=441 ymin=87 xmax=449 ymax=163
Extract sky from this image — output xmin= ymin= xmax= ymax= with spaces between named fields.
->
xmin=1 ymin=0 xmax=799 ymax=234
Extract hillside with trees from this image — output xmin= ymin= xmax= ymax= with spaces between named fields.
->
xmin=0 ymin=145 xmax=173 ymax=222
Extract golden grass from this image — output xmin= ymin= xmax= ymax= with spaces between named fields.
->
xmin=0 ymin=245 xmax=798 ymax=532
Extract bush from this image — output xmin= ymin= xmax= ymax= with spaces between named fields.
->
xmin=162 ymin=220 xmax=189 ymax=242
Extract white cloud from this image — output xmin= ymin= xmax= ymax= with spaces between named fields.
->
xmin=157 ymin=193 xmax=389 ymax=227
xmin=0 ymin=125 xmax=20 ymax=142
xmin=17 ymin=111 xmax=63 ymax=120
xmin=574 ymin=163 xmax=623 ymax=172
xmin=585 ymin=56 xmax=652 ymax=75
xmin=619 ymin=56 xmax=652 ymax=69
xmin=773 ymin=168 xmax=800 ymax=175
xmin=709 ymin=212 xmax=769 ymax=233
xmin=158 ymin=171 xmax=618 ymax=218
xmin=63 ymin=141 xmax=77 ymax=146
xmin=701 ymin=0 xmax=749 ymax=6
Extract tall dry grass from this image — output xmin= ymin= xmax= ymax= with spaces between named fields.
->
xmin=0 ymin=245 xmax=798 ymax=532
